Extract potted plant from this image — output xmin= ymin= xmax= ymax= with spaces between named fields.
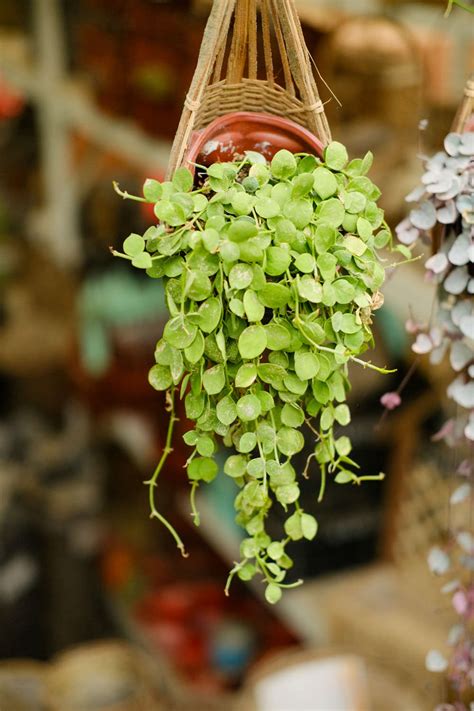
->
xmin=113 ymin=139 xmax=406 ymax=602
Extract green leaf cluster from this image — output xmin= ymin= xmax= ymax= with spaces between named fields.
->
xmin=115 ymin=143 xmax=390 ymax=602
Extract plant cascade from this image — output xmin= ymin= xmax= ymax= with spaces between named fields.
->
xmin=114 ymin=143 xmax=399 ymax=603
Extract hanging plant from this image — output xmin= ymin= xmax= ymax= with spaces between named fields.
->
xmin=394 ymin=130 xmax=473 ymax=706
xmin=113 ymin=142 xmax=401 ymax=602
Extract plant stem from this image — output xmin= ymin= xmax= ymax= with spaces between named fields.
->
xmin=318 ymin=463 xmax=326 ymax=503
xmin=144 ymin=389 xmax=188 ymax=557
xmin=190 ymin=481 xmax=200 ymax=526
xmin=113 ymin=181 xmax=148 ymax=203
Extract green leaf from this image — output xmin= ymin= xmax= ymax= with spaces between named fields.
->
xmin=294 ymin=351 xmax=320 ymax=380
xmin=164 ymin=315 xmax=197 ymax=349
xmin=284 ymin=512 xmax=303 ymax=541
xmin=301 ymin=513 xmax=318 ymax=540
xmin=235 ymin=363 xmax=257 ymax=388
xmin=314 ymin=224 xmax=337 ymax=253
xmin=275 ymin=483 xmax=300 ymax=505
xmin=333 ymin=278 xmax=355 ymax=304
xmin=229 ymin=263 xmax=254 ymax=290
xmin=184 ymin=331 xmax=205 ymax=364
xmin=201 ymin=228 xmax=220 ymax=253
xmin=294 ymin=253 xmax=315 ymax=273
xmin=243 ymin=290 xmax=265 ymax=322
xmin=316 ymin=253 xmax=337 ymax=281
xmin=265 ymin=247 xmax=292 ymax=276
xmin=183 ymin=430 xmax=199 ymax=446
xmin=277 ymin=427 xmax=305 ymax=456
xmin=297 ymin=275 xmax=323 ymax=303
xmin=344 ymin=234 xmax=367 ymax=257
xmin=265 ymin=323 xmax=292 ymax=351
xmin=231 ymin=192 xmax=255 ymax=216
xmin=281 ymin=403 xmax=305 ymax=428
xmin=196 ymin=436 xmax=215 ymax=457
xmin=265 ymin=583 xmax=282 ymax=604
xmin=188 ymin=457 xmax=218 ymax=483
xmin=238 ymin=325 xmax=267 ymax=359
xmin=123 ymin=233 xmax=145 ymax=257
xmin=284 ymin=199 xmax=313 ymax=229
xmin=148 ymin=365 xmax=172 ymax=391
xmin=197 ymin=298 xmax=222 ymax=333
xmin=143 ymin=179 xmax=162 ymax=202
xmin=374 ymin=229 xmax=391 ymax=249
xmin=258 ymin=363 xmax=286 ymax=389
xmin=172 ymin=166 xmax=193 ymax=192
xmin=247 ymin=457 xmax=265 ymax=478
xmin=202 ymin=364 xmax=226 ymax=395
xmin=357 ymin=217 xmax=373 ymax=241
xmin=185 ymin=392 xmax=205 ymax=419
xmin=267 ymin=542 xmax=284 ymax=560
xmin=334 ymin=403 xmax=350 ymax=426
xmin=257 ymin=390 xmax=274 ymax=413
xmin=236 ymin=394 xmax=262 ymax=422
xmin=271 ymin=149 xmax=297 ymax=180
xmin=238 ymin=432 xmax=257 ymax=454
xmin=313 ymin=167 xmax=338 ymax=200
xmin=335 ymin=470 xmax=353 ymax=484
xmin=344 ymin=191 xmax=366 ymax=214
xmin=258 ymin=283 xmax=291 ymax=308
xmin=224 ymin=455 xmax=247 ymax=478
xmin=255 ymin=197 xmax=280 ymax=219
xmin=320 ymin=407 xmax=333 ymax=431
xmin=185 ymin=270 xmax=212 ymax=301
xmin=216 ymin=395 xmax=238 ymax=426
xmin=324 ymin=141 xmax=348 ymax=170
xmin=292 ymin=173 xmax=314 ymax=198
xmin=335 ymin=436 xmax=352 ymax=457
xmin=228 ymin=218 xmax=258 ymax=242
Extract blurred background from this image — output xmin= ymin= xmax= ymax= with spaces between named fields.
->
xmin=0 ymin=0 xmax=472 ymax=709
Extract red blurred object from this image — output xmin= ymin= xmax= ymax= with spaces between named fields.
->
xmin=184 ymin=111 xmax=324 ymax=172
xmin=0 ymin=72 xmax=25 ymax=119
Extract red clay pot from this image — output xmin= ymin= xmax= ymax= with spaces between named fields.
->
xmin=184 ymin=111 xmax=324 ymax=171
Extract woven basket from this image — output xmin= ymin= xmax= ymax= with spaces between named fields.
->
xmin=167 ymin=0 xmax=332 ymax=177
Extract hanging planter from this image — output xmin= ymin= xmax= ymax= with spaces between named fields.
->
xmin=113 ymin=0 xmax=403 ymax=602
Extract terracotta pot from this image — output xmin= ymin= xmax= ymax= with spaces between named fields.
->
xmin=184 ymin=111 xmax=324 ymax=172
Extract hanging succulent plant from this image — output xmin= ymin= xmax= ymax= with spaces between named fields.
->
xmin=113 ymin=142 xmax=400 ymax=601
xmin=394 ymin=130 xmax=473 ymax=706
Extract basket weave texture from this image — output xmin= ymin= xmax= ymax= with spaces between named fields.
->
xmin=168 ymin=0 xmax=332 ymax=176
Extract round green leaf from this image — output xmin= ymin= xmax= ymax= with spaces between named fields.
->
xmin=229 ymin=263 xmax=254 ymax=290
xmin=281 ymin=403 xmax=305 ymax=428
xmin=184 ymin=330 xmax=205 ymax=364
xmin=235 ymin=363 xmax=258 ymax=388
xmin=228 ymin=218 xmax=258 ymax=242
xmin=238 ymin=432 xmax=257 ymax=454
xmin=297 ymin=275 xmax=323 ymax=303
xmin=148 ymin=365 xmax=172 ymax=391
xmin=265 ymin=246 xmax=292 ymax=276
xmin=132 ymin=252 xmax=153 ymax=269
xmin=196 ymin=436 xmax=215 ymax=457
xmin=224 ymin=454 xmax=247 ymax=478
xmin=284 ymin=199 xmax=313 ymax=229
xmin=276 ymin=427 xmax=305 ymax=456
xmin=188 ymin=457 xmax=218 ymax=483
xmin=301 ymin=513 xmax=318 ymax=540
xmin=258 ymin=283 xmax=291 ymax=308
xmin=198 ymin=298 xmax=222 ymax=333
xmin=243 ymin=290 xmax=265 ymax=322
xmin=324 ymin=141 xmax=348 ymax=170
xmin=313 ymin=167 xmax=338 ymax=200
xmin=334 ymin=403 xmax=351 ymax=426
xmin=265 ymin=583 xmax=282 ymax=605
xmin=294 ymin=253 xmax=315 ymax=273
xmin=255 ymin=197 xmax=280 ymax=219
xmin=231 ymin=192 xmax=255 ymax=215
xmin=333 ymin=279 xmax=355 ymax=304
xmin=236 ymin=394 xmax=262 ymax=422
xmin=317 ymin=198 xmax=345 ymax=228
xmin=316 ymin=253 xmax=337 ymax=281
xmin=271 ymin=149 xmax=297 ymax=180
xmin=172 ymin=166 xmax=193 ymax=192
xmin=238 ymin=325 xmax=267 ymax=359
xmin=216 ymin=395 xmax=238 ymax=426
xmin=202 ymin=364 xmax=226 ymax=395
xmin=143 ymin=179 xmax=162 ymax=202
xmin=265 ymin=323 xmax=292 ymax=351
xmin=294 ymin=351 xmax=320 ymax=380
xmin=164 ymin=316 xmax=197 ymax=349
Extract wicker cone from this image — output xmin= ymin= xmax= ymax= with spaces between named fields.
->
xmin=167 ymin=0 xmax=331 ymax=177
xmin=46 ymin=641 xmax=163 ymax=711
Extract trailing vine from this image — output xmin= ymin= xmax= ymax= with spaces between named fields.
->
xmin=114 ymin=143 xmax=403 ymax=602
xmin=395 ymin=130 xmax=473 ymax=706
